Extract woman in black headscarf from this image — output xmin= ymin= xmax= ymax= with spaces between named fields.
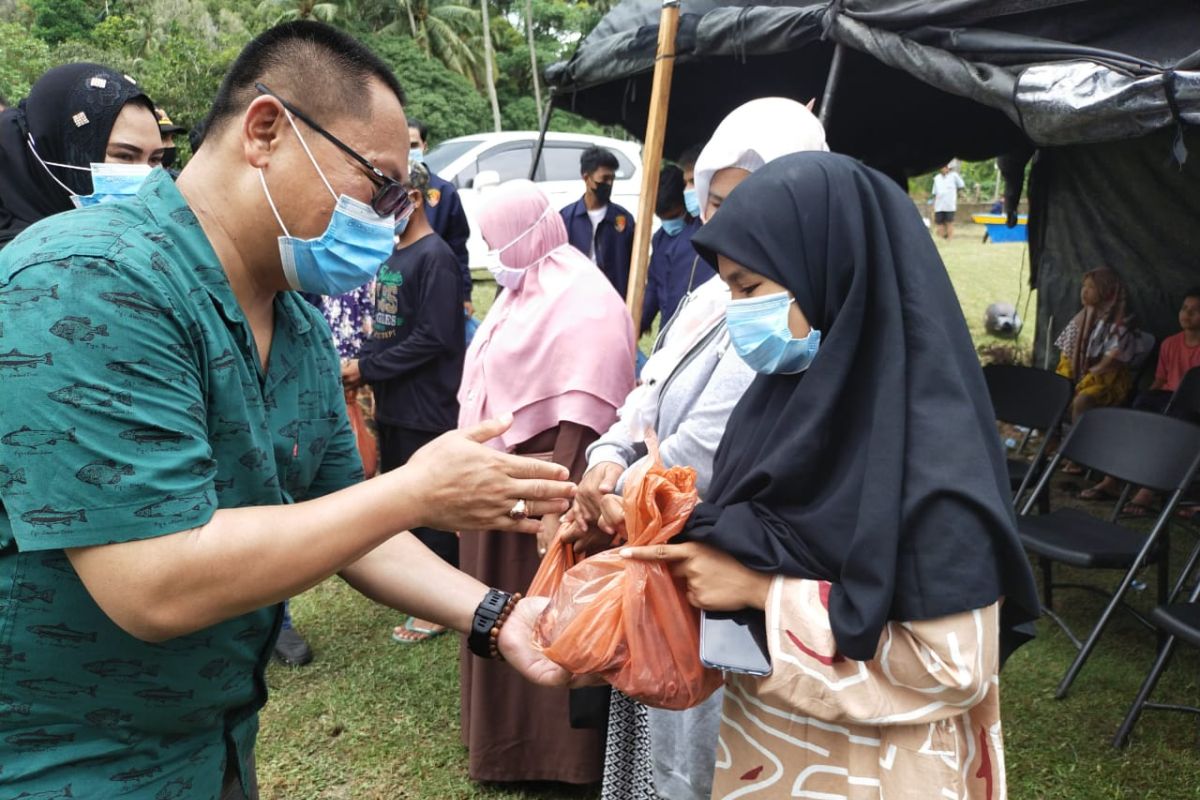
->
xmin=623 ymin=152 xmax=1039 ymax=799
xmin=0 ymin=63 xmax=163 ymax=249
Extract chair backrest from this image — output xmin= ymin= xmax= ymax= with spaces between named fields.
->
xmin=1062 ymin=408 xmax=1200 ymax=492
xmin=1166 ymin=365 xmax=1200 ymax=422
xmin=984 ymin=364 xmax=1073 ymax=431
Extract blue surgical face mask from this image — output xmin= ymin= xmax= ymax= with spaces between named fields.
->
xmin=660 ymin=216 xmax=686 ymax=237
xmin=683 ymin=187 xmax=700 ymax=218
xmin=26 ymin=137 xmax=155 ymax=208
xmin=726 ymin=291 xmax=821 ymax=374
xmin=409 ymin=147 xmax=424 ymax=165
xmin=260 ymin=111 xmax=395 ymax=296
xmin=71 ymin=163 xmax=155 ymax=208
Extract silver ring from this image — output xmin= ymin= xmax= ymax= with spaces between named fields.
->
xmin=508 ymin=499 xmax=528 ymax=520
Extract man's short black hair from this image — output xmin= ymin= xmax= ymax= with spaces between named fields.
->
xmin=408 ymin=117 xmax=428 ymax=143
xmin=1184 ymin=287 xmax=1200 ymax=303
xmin=580 ymin=145 xmax=619 ymax=176
xmin=656 ymin=164 xmax=685 ymax=217
xmin=199 ymin=21 xmax=405 ymax=145
xmin=677 ymin=143 xmax=703 ymax=171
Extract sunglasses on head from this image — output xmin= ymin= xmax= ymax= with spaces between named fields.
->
xmin=254 ymin=82 xmax=412 ymax=220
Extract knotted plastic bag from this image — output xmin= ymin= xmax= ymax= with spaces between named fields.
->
xmin=529 ymin=444 xmax=722 ymax=710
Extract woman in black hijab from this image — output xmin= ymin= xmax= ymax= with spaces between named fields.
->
xmin=623 ymin=152 xmax=1038 ymax=799
xmin=0 ymin=63 xmax=163 ymax=249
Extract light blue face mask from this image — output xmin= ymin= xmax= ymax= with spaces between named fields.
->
xmin=683 ymin=187 xmax=700 ymax=218
xmin=409 ymin=148 xmax=424 ymax=165
xmin=660 ymin=215 xmax=686 ymax=237
xmin=26 ymin=137 xmax=155 ymax=208
xmin=260 ymin=111 xmax=395 ymax=296
xmin=726 ymin=291 xmax=821 ymax=374
xmin=71 ymin=163 xmax=155 ymax=208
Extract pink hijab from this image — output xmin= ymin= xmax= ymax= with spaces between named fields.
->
xmin=459 ymin=180 xmax=636 ymax=451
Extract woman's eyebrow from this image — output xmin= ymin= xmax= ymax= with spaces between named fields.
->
xmin=107 ymin=142 xmax=145 ymax=156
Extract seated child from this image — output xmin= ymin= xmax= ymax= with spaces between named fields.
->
xmin=1055 ymin=268 xmax=1142 ymax=422
xmin=1082 ymin=287 xmax=1200 ymax=511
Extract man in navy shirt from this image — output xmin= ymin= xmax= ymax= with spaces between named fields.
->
xmin=560 ymin=145 xmax=635 ymax=297
xmin=409 ymin=118 xmax=474 ymax=313
xmin=640 ymin=164 xmax=708 ymax=335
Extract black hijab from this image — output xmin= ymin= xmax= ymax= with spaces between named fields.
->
xmin=0 ymin=63 xmax=152 ymax=247
xmin=684 ymin=152 xmax=1039 ymax=663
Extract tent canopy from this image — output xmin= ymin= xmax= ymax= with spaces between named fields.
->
xmin=545 ymin=0 xmax=1200 ymax=356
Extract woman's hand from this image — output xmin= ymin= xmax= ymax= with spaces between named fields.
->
xmin=537 ymin=513 xmax=560 ymax=557
xmin=620 ymin=542 xmax=773 ymax=612
xmin=558 ymin=508 xmax=614 ymax=555
xmin=576 ymin=462 xmax=624 ymax=523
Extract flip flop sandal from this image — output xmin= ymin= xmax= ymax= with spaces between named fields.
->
xmin=391 ymin=617 xmax=448 ymax=644
xmin=1120 ymin=502 xmax=1156 ymax=518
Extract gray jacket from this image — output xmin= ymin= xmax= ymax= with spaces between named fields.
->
xmin=586 ymin=319 xmax=755 ymax=496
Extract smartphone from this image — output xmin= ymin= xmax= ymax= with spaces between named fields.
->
xmin=700 ymin=609 xmax=772 ymax=676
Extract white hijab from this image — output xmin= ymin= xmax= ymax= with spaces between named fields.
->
xmin=694 ymin=97 xmax=829 ymax=215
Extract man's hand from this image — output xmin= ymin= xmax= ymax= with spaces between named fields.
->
xmin=576 ymin=462 xmax=624 ymax=523
xmin=341 ymin=359 xmax=364 ymax=390
xmin=497 ymin=596 xmax=571 ymax=686
xmin=620 ymin=542 xmax=772 ymax=612
xmin=401 ymin=415 xmax=575 ymax=535
xmin=464 ymin=301 xmax=475 ymax=317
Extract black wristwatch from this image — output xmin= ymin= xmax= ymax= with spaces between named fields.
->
xmin=468 ymin=588 xmax=518 ymax=660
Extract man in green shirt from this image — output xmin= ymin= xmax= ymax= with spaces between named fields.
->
xmin=0 ymin=22 xmax=573 ymax=799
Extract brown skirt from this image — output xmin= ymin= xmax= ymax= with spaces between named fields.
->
xmin=458 ymin=423 xmax=605 ymax=784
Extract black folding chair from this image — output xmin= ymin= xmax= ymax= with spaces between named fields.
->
xmin=1112 ymin=531 xmax=1200 ymax=748
xmin=1166 ymin=365 xmax=1200 ymax=422
xmin=983 ymin=364 xmax=1073 ymax=511
xmin=1018 ymin=407 xmax=1200 ymax=699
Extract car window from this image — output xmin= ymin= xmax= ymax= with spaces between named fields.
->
xmin=540 ymin=144 xmax=636 ymax=182
xmin=542 ymin=147 xmax=586 ymax=181
xmin=477 ymin=145 xmax=534 ymax=183
xmin=424 ymin=138 xmax=483 ymax=175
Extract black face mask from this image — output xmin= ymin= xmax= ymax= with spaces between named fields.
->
xmin=592 ymin=181 xmax=613 ymax=204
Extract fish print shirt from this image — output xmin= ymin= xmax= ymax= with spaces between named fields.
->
xmin=0 ymin=169 xmax=363 ymax=798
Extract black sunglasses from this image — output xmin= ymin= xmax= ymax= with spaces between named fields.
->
xmin=255 ymin=82 xmax=412 ymax=220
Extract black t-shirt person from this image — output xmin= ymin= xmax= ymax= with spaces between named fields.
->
xmin=359 ymin=232 xmax=465 ymax=436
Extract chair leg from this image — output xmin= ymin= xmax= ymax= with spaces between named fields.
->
xmin=1055 ymin=566 xmax=1146 ymax=699
xmin=1112 ymin=634 xmax=1180 ymax=748
xmin=1158 ymin=553 xmax=1170 ymax=651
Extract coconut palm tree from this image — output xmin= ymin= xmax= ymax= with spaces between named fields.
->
xmin=384 ymin=0 xmax=482 ymax=86
xmin=525 ymin=0 xmax=542 ymax=117
xmin=258 ymin=0 xmax=339 ymax=22
xmin=480 ymin=0 xmax=501 ymax=131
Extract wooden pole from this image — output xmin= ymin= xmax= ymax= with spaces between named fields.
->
xmin=625 ymin=0 xmax=681 ymax=329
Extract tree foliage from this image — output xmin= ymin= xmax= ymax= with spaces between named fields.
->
xmin=0 ymin=0 xmax=626 ymax=162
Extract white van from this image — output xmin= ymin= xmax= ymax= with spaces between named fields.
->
xmin=423 ymin=131 xmax=643 ymax=271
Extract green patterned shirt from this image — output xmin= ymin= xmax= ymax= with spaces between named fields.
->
xmin=0 ymin=169 xmax=363 ymax=798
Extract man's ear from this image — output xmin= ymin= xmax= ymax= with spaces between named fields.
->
xmin=242 ymin=96 xmax=287 ymax=170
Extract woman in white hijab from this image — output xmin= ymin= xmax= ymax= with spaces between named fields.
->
xmin=560 ymin=96 xmax=828 ymax=800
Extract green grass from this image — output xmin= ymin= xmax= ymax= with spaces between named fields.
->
xmin=258 ymin=224 xmax=1200 ymax=798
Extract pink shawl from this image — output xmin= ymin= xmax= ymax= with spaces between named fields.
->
xmin=459 ymin=180 xmax=636 ymax=451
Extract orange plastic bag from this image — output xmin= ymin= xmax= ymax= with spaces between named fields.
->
xmin=345 ymin=388 xmax=378 ymax=479
xmin=530 ymin=445 xmax=723 ymax=710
